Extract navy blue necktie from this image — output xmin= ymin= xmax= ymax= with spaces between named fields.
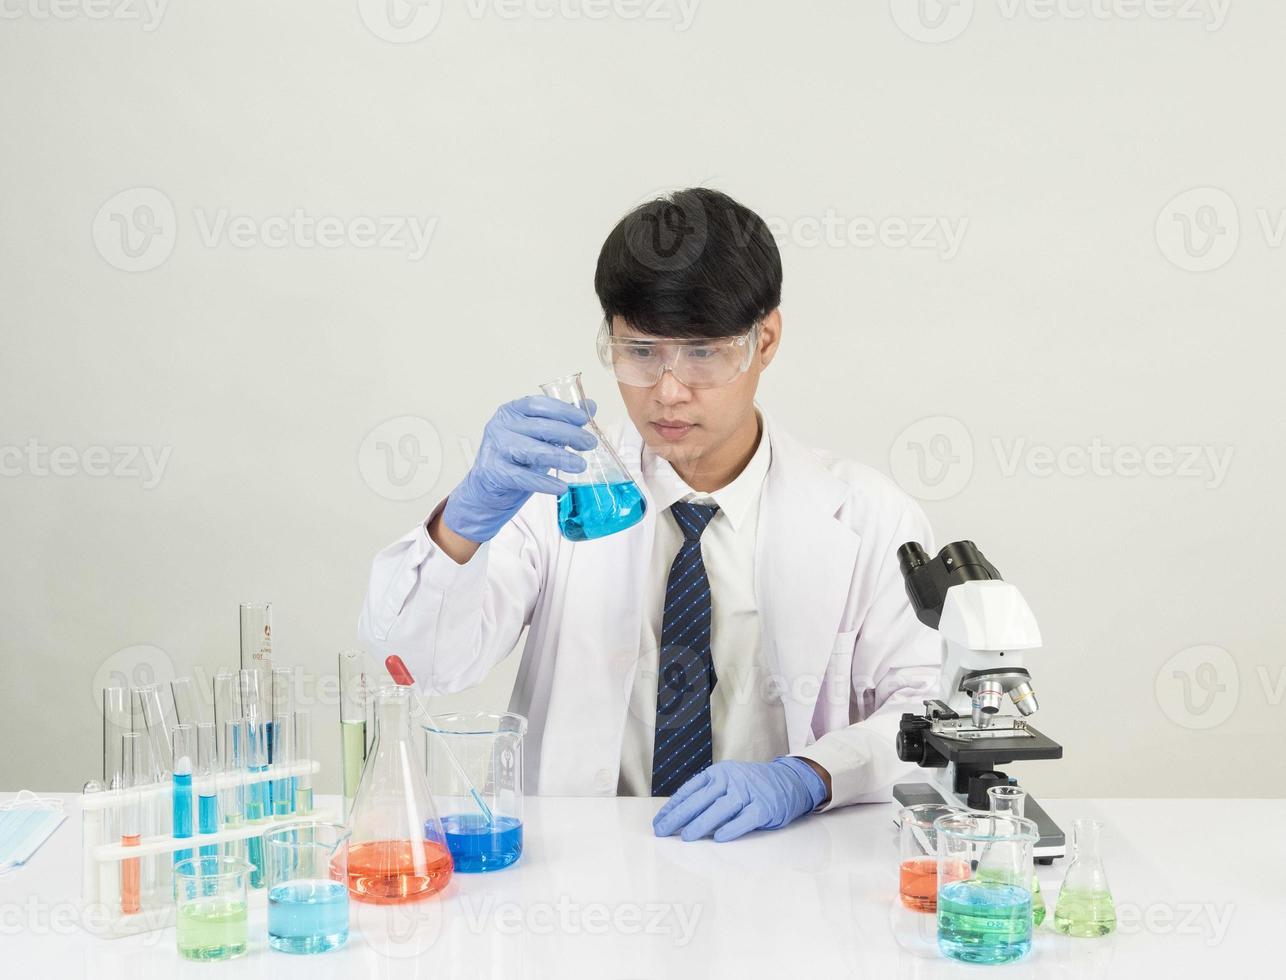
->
xmin=651 ymin=501 xmax=720 ymax=797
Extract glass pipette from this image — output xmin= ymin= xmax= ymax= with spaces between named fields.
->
xmin=384 ymin=655 xmax=493 ymax=827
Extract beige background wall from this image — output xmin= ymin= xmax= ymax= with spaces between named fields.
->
xmin=1 ymin=0 xmax=1281 ymax=798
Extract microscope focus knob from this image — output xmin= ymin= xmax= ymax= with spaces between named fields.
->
xmin=897 ymin=714 xmax=931 ymax=763
xmin=967 ymin=771 xmax=1009 ymax=810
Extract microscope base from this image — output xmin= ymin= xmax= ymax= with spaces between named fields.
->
xmin=892 ymin=781 xmax=1066 ymax=863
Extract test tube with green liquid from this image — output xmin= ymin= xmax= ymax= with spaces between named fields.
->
xmin=339 ymin=652 xmax=367 ymax=819
xmin=293 ymin=710 xmax=313 ymax=815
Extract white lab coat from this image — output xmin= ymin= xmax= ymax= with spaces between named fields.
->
xmin=358 ymin=410 xmax=941 ymax=808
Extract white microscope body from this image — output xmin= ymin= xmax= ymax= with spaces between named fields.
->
xmin=893 ymin=541 xmax=1066 ymax=861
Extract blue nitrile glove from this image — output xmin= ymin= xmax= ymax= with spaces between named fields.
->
xmin=652 ymin=758 xmax=828 ymax=843
xmin=441 ymin=395 xmax=598 ymax=542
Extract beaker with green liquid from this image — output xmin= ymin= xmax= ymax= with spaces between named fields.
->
xmin=1053 ymin=818 xmax=1117 ymax=937
xmin=934 ymin=811 xmax=1038 ymax=965
xmin=173 ymin=856 xmax=252 ymax=961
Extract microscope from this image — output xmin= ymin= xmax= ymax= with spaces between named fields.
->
xmin=892 ymin=540 xmax=1066 ymax=862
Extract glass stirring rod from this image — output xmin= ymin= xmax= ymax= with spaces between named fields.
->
xmin=384 ymin=655 xmax=493 ymax=826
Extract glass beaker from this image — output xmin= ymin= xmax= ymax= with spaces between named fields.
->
xmin=346 ymin=685 xmax=453 ymax=904
xmin=934 ymin=811 xmax=1038 ymax=965
xmin=424 ymin=712 xmax=526 ymax=873
xmin=898 ymin=803 xmax=967 ymax=912
xmin=265 ymin=822 xmax=351 ymax=954
xmin=539 ymin=372 xmax=647 ymax=542
xmin=173 ymin=856 xmax=252 ymax=962
xmin=986 ymin=785 xmax=1046 ymax=926
xmin=1052 ymin=818 xmax=1117 ymax=937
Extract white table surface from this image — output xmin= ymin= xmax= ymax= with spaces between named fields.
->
xmin=0 ymin=792 xmax=1275 ymax=978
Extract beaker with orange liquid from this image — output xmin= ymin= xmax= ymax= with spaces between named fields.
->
xmin=346 ymin=684 xmax=453 ymax=904
xmin=898 ymin=803 xmax=968 ymax=912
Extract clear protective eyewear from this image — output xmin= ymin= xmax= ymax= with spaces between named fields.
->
xmin=596 ymin=320 xmax=760 ymax=389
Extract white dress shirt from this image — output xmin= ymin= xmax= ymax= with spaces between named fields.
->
xmin=617 ymin=411 xmax=789 ymax=796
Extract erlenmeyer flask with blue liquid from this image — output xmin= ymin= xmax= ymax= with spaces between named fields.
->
xmin=539 ymin=372 xmax=646 ymax=542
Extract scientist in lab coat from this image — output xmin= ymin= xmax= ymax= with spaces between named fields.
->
xmin=359 ymin=188 xmax=939 ymax=842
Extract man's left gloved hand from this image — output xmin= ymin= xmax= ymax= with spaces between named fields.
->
xmin=652 ymin=758 xmax=829 ymax=843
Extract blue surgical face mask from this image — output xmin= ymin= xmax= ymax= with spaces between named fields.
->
xmin=0 ymin=791 xmax=67 ymax=873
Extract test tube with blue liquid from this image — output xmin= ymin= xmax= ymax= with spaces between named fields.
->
xmin=271 ymin=711 xmax=294 ymax=818
xmin=172 ymin=724 xmax=195 ymax=866
xmin=539 ymin=372 xmax=646 ymax=541
xmin=196 ymin=723 xmax=218 ymax=858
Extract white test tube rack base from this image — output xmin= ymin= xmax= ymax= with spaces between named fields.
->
xmin=78 ymin=759 xmax=336 ymax=939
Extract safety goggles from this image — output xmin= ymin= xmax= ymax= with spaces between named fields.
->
xmin=596 ymin=320 xmax=760 ymax=389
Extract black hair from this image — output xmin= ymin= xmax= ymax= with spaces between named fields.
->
xmin=594 ymin=187 xmax=782 ymax=339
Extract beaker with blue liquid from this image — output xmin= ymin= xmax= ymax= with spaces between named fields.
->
xmin=424 ymin=712 xmax=526 ymax=873
xmin=933 ymin=811 xmax=1039 ymax=965
xmin=539 ymin=373 xmax=646 ymax=541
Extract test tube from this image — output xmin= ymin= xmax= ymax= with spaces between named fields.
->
xmin=213 ymin=669 xmax=240 ymax=761
xmin=171 ymin=676 xmax=207 ymax=726
xmin=271 ymin=711 xmax=294 ymax=817
xmin=239 ymin=602 xmax=273 ymax=677
xmin=196 ymin=722 xmax=218 ymax=858
xmin=120 ymin=732 xmax=143 ymax=915
xmin=244 ymin=717 xmax=268 ymax=888
xmin=293 ymin=710 xmax=312 ymax=815
xmin=102 ymin=687 xmax=129 ymax=787
xmin=172 ymin=724 xmax=195 ymax=866
xmin=102 ymin=687 xmax=129 ymax=843
xmin=220 ymin=719 xmax=246 ymax=859
xmin=269 ymin=665 xmax=294 ymax=768
xmin=133 ymin=684 xmax=172 ymax=775
xmin=339 ymin=651 xmax=367 ymax=819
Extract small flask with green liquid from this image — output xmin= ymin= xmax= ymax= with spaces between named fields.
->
xmin=986 ymin=784 xmax=1047 ymax=926
xmin=1053 ymin=818 xmax=1117 ymax=937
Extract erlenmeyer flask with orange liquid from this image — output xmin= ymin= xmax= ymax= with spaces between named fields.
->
xmin=345 ymin=684 xmax=453 ymax=903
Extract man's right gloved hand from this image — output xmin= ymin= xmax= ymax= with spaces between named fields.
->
xmin=441 ymin=396 xmax=598 ymax=543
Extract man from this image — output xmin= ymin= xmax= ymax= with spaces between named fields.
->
xmin=358 ymin=188 xmax=939 ymax=842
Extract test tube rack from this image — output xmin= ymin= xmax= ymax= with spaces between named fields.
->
xmin=78 ymin=759 xmax=336 ymax=939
